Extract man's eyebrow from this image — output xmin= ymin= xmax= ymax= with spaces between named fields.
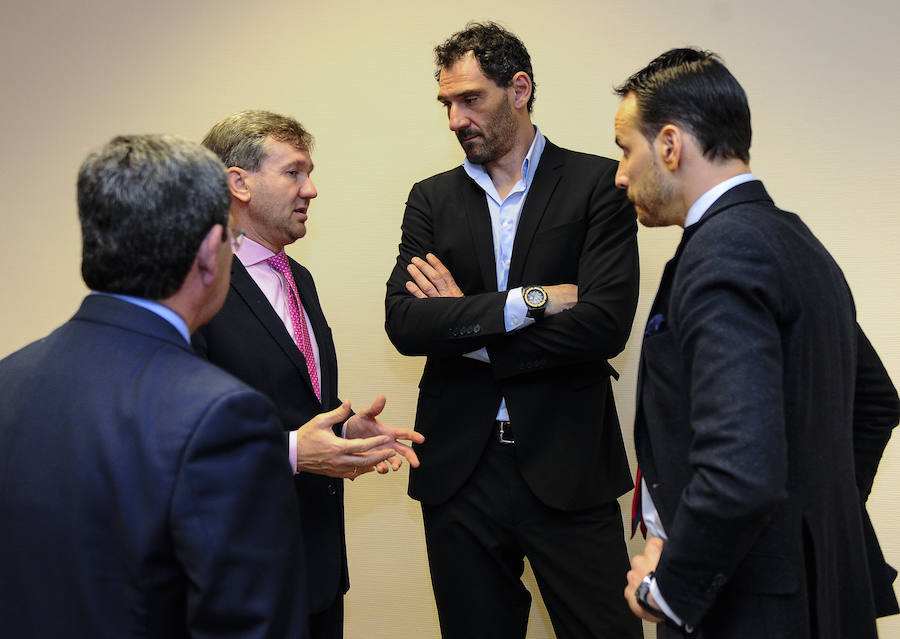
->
xmin=436 ymin=89 xmax=484 ymax=103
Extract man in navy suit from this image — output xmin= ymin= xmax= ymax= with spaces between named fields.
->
xmin=384 ymin=22 xmax=641 ymax=639
xmin=193 ymin=110 xmax=424 ymax=639
xmin=0 ymin=135 xmax=308 ymax=637
xmin=615 ymin=48 xmax=899 ymax=638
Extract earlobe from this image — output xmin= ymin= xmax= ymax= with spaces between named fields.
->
xmin=228 ymin=167 xmax=251 ymax=203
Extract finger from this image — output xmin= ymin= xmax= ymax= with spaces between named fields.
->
xmin=405 ymin=281 xmax=427 ymax=298
xmin=347 ymin=449 xmax=397 ymax=468
xmin=390 ymin=441 xmax=421 ymax=467
xmin=316 ymin=401 xmax=352 ymax=428
xmin=375 ymin=462 xmax=390 ymax=474
xmin=360 ymin=395 xmax=387 ymax=419
xmin=390 ymin=427 xmax=425 ymax=444
xmin=340 ymin=434 xmax=392 ymax=454
xmin=425 ymin=253 xmax=451 ymax=277
xmin=410 ymin=256 xmax=441 ymax=282
xmin=406 ymin=265 xmax=439 ymax=297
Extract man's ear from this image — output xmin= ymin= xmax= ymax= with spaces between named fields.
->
xmin=657 ymin=124 xmax=683 ymax=172
xmin=196 ymin=224 xmax=225 ymax=286
xmin=510 ymin=71 xmax=532 ymax=110
xmin=228 ymin=167 xmax=251 ymax=203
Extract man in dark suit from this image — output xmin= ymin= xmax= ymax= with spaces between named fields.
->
xmin=616 ymin=48 xmax=899 ymax=638
xmin=384 ymin=22 xmax=641 ymax=639
xmin=193 ymin=110 xmax=424 ymax=639
xmin=0 ymin=135 xmax=308 ymax=637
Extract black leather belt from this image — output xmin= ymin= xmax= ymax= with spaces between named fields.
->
xmin=497 ymin=420 xmax=514 ymax=444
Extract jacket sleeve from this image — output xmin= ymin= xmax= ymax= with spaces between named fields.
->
xmin=384 ymin=178 xmax=510 ymax=357
xmin=488 ymin=164 xmax=638 ymax=379
xmin=170 ymin=389 xmax=309 ymax=639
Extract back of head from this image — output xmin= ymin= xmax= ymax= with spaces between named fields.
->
xmin=615 ymin=47 xmax=751 ymax=163
xmin=435 ymin=21 xmax=537 ymax=113
xmin=78 ymin=135 xmax=230 ymax=300
xmin=202 ymin=110 xmax=314 ymax=170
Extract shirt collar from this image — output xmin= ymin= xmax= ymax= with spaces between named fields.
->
xmin=235 ymin=235 xmax=278 ymax=267
xmin=93 ymin=292 xmax=191 ymax=343
xmin=684 ymin=173 xmax=757 ymax=228
xmin=463 ymin=126 xmax=546 ymax=201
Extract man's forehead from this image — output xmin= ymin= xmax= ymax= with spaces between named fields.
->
xmin=262 ymin=137 xmax=313 ymax=169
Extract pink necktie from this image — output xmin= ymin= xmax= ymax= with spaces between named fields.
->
xmin=266 ymin=252 xmax=321 ymax=400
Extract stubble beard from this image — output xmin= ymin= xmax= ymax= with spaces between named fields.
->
xmin=458 ymin=98 xmax=517 ymax=165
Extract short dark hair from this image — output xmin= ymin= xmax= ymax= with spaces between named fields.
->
xmin=614 ymin=48 xmax=751 ymax=163
xmin=202 ymin=110 xmax=314 ymax=171
xmin=78 ymin=135 xmax=230 ymax=299
xmin=435 ymin=21 xmax=537 ymax=113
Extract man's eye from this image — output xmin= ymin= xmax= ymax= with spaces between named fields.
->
xmin=287 ymin=170 xmax=297 ymax=176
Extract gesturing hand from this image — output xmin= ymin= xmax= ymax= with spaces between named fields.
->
xmin=345 ymin=395 xmax=425 ymax=473
xmin=295 ymin=402 xmax=400 ymax=479
xmin=406 ymin=253 xmax=463 ymax=298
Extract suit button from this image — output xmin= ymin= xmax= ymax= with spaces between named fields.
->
xmin=327 ymin=483 xmax=337 ymax=496
xmin=473 ymin=324 xmax=481 ymax=334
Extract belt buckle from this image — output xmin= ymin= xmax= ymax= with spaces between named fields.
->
xmin=498 ymin=420 xmax=514 ymax=444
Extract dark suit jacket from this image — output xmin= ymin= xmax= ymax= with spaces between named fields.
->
xmin=635 ymin=180 xmax=899 ymax=637
xmin=193 ymin=256 xmax=348 ymax=613
xmin=0 ymin=294 xmax=306 ymax=638
xmin=385 ymin=140 xmax=640 ymax=510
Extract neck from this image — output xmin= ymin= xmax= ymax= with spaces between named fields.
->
xmin=485 ymin=122 xmax=535 ymax=200
xmin=231 ymin=204 xmax=284 ymax=253
xmin=680 ymin=158 xmax=751 ymax=216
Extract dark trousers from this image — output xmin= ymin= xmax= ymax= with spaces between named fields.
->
xmin=422 ymin=438 xmax=642 ymax=639
xmin=308 ymin=594 xmax=343 ymax=639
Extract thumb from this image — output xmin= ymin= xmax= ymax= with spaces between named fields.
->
xmin=361 ymin=395 xmax=387 ymax=418
xmin=317 ymin=401 xmax=351 ymax=428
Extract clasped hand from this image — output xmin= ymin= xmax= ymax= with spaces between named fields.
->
xmin=295 ymin=396 xmax=424 ymax=479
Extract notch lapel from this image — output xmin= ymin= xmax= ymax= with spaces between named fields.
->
xmin=507 ymin=141 xmax=563 ymax=286
xmin=460 ymin=172 xmax=500 ymax=291
xmin=229 ymin=257 xmax=320 ymax=403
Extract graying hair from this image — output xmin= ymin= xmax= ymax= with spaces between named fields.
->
xmin=202 ymin=110 xmax=314 ymax=171
xmin=78 ymin=134 xmax=230 ymax=299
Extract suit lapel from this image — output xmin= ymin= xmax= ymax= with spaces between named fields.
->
xmin=508 ymin=141 xmax=563 ymax=286
xmin=459 ymin=172 xmax=499 ymax=291
xmin=229 ymin=257 xmax=320 ymax=402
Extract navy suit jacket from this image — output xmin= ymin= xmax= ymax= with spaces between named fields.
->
xmin=636 ymin=180 xmax=898 ymax=637
xmin=193 ymin=256 xmax=348 ymax=613
xmin=385 ymin=140 xmax=640 ymax=510
xmin=0 ymin=294 xmax=307 ymax=638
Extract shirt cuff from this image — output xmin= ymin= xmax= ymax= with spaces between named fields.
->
xmin=504 ymin=287 xmax=533 ymax=332
xmin=649 ymin=577 xmax=689 ymax=630
xmin=289 ymin=429 xmax=298 ymax=474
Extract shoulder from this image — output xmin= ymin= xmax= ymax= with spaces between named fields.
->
xmin=411 ymin=165 xmax=468 ymax=194
xmin=542 ymin=140 xmax=619 ymax=177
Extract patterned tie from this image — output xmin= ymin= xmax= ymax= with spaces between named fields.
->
xmin=266 ymin=252 xmax=321 ymax=400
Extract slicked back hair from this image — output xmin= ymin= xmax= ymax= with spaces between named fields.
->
xmin=78 ymin=134 xmax=230 ymax=299
xmin=435 ymin=21 xmax=537 ymax=113
xmin=615 ymin=48 xmax=751 ymax=163
xmin=202 ymin=110 xmax=314 ymax=171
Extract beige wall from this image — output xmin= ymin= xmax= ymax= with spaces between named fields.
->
xmin=2 ymin=1 xmax=898 ymax=637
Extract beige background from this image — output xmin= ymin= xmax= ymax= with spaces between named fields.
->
xmin=2 ymin=1 xmax=898 ymax=637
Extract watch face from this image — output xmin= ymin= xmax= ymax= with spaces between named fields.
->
xmin=525 ymin=287 xmax=546 ymax=307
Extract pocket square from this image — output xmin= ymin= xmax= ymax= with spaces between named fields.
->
xmin=644 ymin=313 xmax=666 ymax=336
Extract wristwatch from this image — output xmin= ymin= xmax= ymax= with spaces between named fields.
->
xmin=635 ymin=572 xmax=666 ymax=620
xmin=522 ymin=285 xmax=548 ymax=319
xmin=636 ymin=572 xmax=686 ymax=631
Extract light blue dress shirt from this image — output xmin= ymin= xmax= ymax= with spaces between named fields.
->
xmin=461 ymin=127 xmax=546 ymax=422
